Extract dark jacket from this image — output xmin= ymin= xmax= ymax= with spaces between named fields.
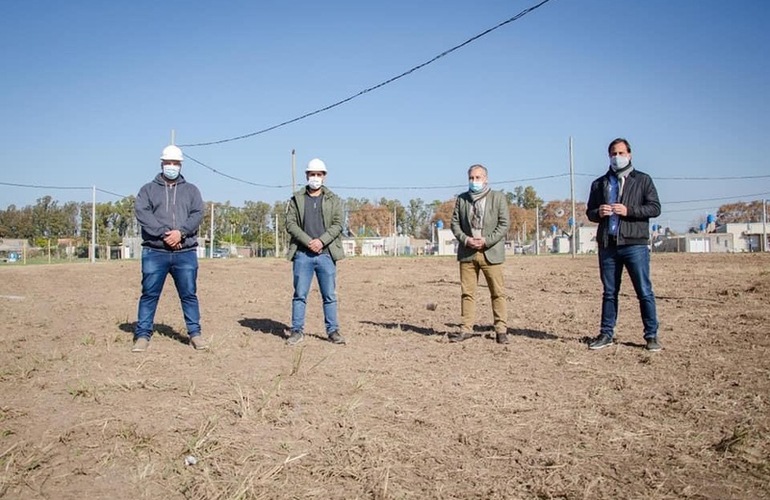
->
xmin=586 ymin=169 xmax=661 ymax=248
xmin=450 ymin=189 xmax=509 ymax=264
xmin=135 ymin=174 xmax=204 ymax=251
xmin=286 ymin=186 xmax=345 ymax=262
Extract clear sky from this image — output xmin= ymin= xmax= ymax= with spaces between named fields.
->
xmin=1 ymin=0 xmax=769 ymax=231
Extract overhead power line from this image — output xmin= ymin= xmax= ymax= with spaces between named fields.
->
xmin=0 ymin=181 xmax=126 ymax=199
xmin=179 ymin=0 xmax=553 ymax=148
xmin=185 ymin=154 xmax=292 ymax=188
xmin=575 ymin=173 xmax=770 ymax=181
xmin=666 ymin=191 xmax=770 ymax=205
xmin=0 ymin=181 xmax=91 ymax=190
xmin=335 ymin=174 xmax=569 ymax=191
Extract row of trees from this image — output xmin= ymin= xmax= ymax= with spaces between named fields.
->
xmin=1 ymin=192 xmax=764 ymax=249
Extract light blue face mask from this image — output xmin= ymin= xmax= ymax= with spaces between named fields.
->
xmin=469 ymin=181 xmax=484 ymax=193
xmin=163 ymin=165 xmax=181 ymax=180
xmin=610 ymin=155 xmax=630 ymax=172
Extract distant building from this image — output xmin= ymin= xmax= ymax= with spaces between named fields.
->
xmin=654 ymin=233 xmax=734 ymax=253
xmin=436 ymin=229 xmax=457 ymax=256
xmin=714 ymin=222 xmax=769 ymax=252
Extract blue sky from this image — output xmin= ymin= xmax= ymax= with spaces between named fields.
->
xmin=1 ymin=0 xmax=769 ymax=231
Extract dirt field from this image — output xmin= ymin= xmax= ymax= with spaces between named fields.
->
xmin=0 ymin=253 xmax=768 ymax=499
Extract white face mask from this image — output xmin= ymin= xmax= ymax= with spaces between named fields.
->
xmin=307 ymin=177 xmax=323 ymax=190
xmin=610 ymin=155 xmax=630 ymax=172
xmin=162 ymin=165 xmax=181 ymax=180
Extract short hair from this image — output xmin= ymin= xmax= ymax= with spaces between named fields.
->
xmin=468 ymin=164 xmax=487 ymax=176
xmin=608 ymin=138 xmax=632 ymax=154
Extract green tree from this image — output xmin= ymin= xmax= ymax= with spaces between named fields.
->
xmin=404 ymin=198 xmax=431 ymax=238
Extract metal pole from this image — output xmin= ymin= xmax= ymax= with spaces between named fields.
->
xmin=209 ymin=202 xmax=215 ymax=258
xmin=535 ymin=203 xmax=540 ymax=255
xmin=275 ymin=213 xmax=279 ymax=257
xmin=291 ymin=149 xmax=296 ymax=193
xmin=91 ymin=185 xmax=96 ymax=263
xmin=762 ymin=200 xmax=767 ymax=252
xmin=394 ymin=205 xmax=398 ymax=256
xmin=569 ymin=137 xmax=576 ymax=258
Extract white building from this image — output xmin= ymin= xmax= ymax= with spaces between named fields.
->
xmin=436 ymin=228 xmax=458 ymax=256
xmin=715 ymin=222 xmax=769 ymax=252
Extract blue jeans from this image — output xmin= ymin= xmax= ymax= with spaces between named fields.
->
xmin=598 ymin=244 xmax=658 ymax=339
xmin=291 ymin=250 xmax=339 ymax=335
xmin=135 ymin=248 xmax=201 ymax=339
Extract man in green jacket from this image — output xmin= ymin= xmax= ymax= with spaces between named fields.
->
xmin=285 ymin=158 xmax=346 ymax=346
xmin=449 ymin=164 xmax=510 ymax=344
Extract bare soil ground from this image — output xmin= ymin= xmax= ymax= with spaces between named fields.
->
xmin=0 ymin=253 xmax=768 ymax=499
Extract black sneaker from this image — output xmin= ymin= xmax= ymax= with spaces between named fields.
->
xmin=588 ymin=334 xmax=613 ymax=350
xmin=496 ymin=332 xmax=510 ymax=344
xmin=328 ymin=331 xmax=346 ymax=345
xmin=286 ymin=330 xmax=305 ymax=346
xmin=447 ymin=332 xmax=467 ymax=343
xmin=645 ymin=337 xmax=662 ymax=352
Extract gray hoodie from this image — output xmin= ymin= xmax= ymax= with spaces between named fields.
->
xmin=135 ymin=173 xmax=204 ymax=251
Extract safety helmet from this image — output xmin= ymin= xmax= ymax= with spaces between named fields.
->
xmin=306 ymin=158 xmax=327 ymax=173
xmin=160 ymin=145 xmax=184 ymax=162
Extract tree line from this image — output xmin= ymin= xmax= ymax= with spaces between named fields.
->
xmin=2 ymin=190 xmax=760 ymax=250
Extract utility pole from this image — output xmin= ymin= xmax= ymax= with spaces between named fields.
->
xmin=569 ymin=137 xmax=576 ymax=258
xmin=91 ymin=185 xmax=96 ymax=263
xmin=209 ymin=202 xmax=215 ymax=258
xmin=291 ymin=149 xmax=296 ymax=193
xmin=393 ymin=204 xmax=398 ymax=257
xmin=535 ymin=203 xmax=540 ymax=255
xmin=763 ymin=199 xmax=768 ymax=252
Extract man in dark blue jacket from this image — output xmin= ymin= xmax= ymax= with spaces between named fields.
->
xmin=132 ymin=144 xmax=206 ymax=352
xmin=586 ymin=138 xmax=662 ymax=352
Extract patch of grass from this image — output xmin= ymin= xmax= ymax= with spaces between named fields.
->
xmin=116 ymin=423 xmax=156 ymax=453
xmin=68 ymin=381 xmax=99 ymax=402
xmin=713 ymin=426 xmax=749 ymax=453
xmin=290 ymin=347 xmax=304 ymax=376
xmin=185 ymin=417 xmax=219 ymax=457
xmin=232 ymin=383 xmax=251 ymax=419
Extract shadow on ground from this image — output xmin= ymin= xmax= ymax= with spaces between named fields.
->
xmin=238 ymin=318 xmax=289 ymax=340
xmin=118 ymin=321 xmax=190 ymax=345
xmin=360 ymin=320 xmax=444 ymax=337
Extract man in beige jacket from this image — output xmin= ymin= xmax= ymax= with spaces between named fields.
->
xmin=449 ymin=164 xmax=510 ymax=344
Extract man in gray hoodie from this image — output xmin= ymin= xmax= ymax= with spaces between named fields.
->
xmin=132 ymin=144 xmax=207 ymax=352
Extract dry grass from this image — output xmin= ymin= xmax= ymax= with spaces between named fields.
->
xmin=0 ymin=254 xmax=768 ymax=499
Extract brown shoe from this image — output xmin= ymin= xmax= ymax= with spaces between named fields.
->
xmin=131 ymin=337 xmax=150 ymax=353
xmin=190 ymin=335 xmax=209 ymax=350
xmin=496 ymin=332 xmax=510 ymax=344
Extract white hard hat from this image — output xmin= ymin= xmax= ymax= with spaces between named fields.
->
xmin=306 ymin=158 xmax=327 ymax=173
xmin=160 ymin=145 xmax=184 ymax=162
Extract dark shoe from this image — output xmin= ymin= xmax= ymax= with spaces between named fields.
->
xmin=447 ymin=332 xmax=467 ymax=343
xmin=190 ymin=335 xmax=209 ymax=350
xmin=286 ymin=330 xmax=305 ymax=346
xmin=645 ymin=337 xmax=662 ymax=352
xmin=496 ymin=332 xmax=510 ymax=344
xmin=588 ymin=334 xmax=613 ymax=350
xmin=328 ymin=331 xmax=346 ymax=345
xmin=131 ymin=337 xmax=150 ymax=353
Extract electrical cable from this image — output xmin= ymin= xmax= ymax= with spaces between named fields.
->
xmin=179 ymin=0 xmax=553 ymax=148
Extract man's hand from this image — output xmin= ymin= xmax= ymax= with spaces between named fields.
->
xmin=163 ymin=229 xmax=183 ymax=250
xmin=610 ymin=203 xmax=627 ymax=216
xmin=600 ymin=204 xmax=627 ymax=217
xmin=308 ymin=238 xmax=324 ymax=253
xmin=465 ymin=237 xmax=485 ymax=250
